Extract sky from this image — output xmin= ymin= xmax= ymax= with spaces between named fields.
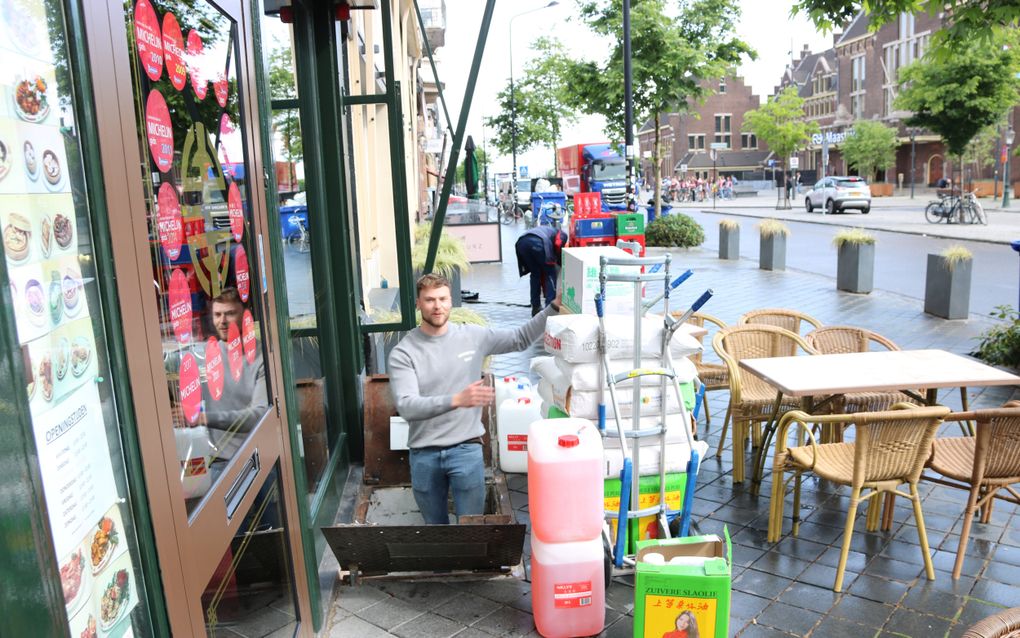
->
xmin=433 ymin=0 xmax=835 ymax=176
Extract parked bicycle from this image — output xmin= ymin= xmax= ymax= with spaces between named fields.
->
xmin=498 ymin=194 xmax=525 ymax=225
xmin=287 ymin=217 xmax=311 ymax=252
xmin=924 ymin=190 xmax=987 ymax=225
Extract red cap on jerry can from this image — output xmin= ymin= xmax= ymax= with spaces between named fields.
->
xmin=558 ymin=434 xmax=579 ymax=448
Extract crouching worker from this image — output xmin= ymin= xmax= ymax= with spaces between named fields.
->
xmin=515 ymin=225 xmax=568 ymax=316
xmin=388 ymin=273 xmax=560 ymax=524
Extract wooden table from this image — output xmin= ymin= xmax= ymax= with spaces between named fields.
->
xmin=738 ymin=349 xmax=1020 ymax=491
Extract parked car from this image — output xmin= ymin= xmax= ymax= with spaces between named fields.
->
xmin=804 ymin=175 xmax=872 ymax=214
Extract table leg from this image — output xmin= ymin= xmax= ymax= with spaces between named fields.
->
xmin=751 ymin=392 xmax=785 ymax=496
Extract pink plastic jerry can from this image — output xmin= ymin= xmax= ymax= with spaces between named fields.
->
xmin=530 ymin=535 xmax=606 ymax=637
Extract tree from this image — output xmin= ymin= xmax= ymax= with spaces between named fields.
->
xmin=743 ymin=87 xmax=819 ymax=209
xmin=560 ymin=0 xmax=754 ymax=216
xmin=840 ymin=120 xmax=898 ymax=183
xmin=792 ymin=0 xmax=1020 ymax=57
xmin=895 ymin=31 xmax=1020 ymax=185
xmin=484 ymin=38 xmax=577 ymax=171
xmin=267 ymin=46 xmax=303 ymax=162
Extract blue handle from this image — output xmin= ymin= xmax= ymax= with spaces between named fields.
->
xmin=614 ymin=459 xmax=632 ymax=568
xmin=670 ymin=270 xmax=693 ymax=290
xmin=692 ymin=382 xmax=706 ymax=420
xmin=594 ymin=293 xmax=604 ymax=317
xmin=691 ymin=289 xmax=713 ymax=312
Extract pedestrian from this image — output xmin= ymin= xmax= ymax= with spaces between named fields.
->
xmin=388 ymin=273 xmax=561 ymax=524
xmin=515 ymin=225 xmax=568 ymax=316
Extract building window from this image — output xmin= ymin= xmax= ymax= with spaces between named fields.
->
xmin=714 ymin=114 xmax=731 ymax=148
xmin=719 ymin=79 xmax=727 ymax=94
xmin=741 ymin=133 xmax=757 ymax=149
xmin=851 ymin=55 xmax=866 ymax=119
xmin=687 ymin=134 xmax=705 ymax=151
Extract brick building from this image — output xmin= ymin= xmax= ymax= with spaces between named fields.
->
xmin=791 ymin=11 xmax=1020 ymax=190
xmin=636 ymin=74 xmax=774 ymax=184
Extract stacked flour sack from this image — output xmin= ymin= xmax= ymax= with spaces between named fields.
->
xmin=534 ymin=312 xmax=710 ymax=545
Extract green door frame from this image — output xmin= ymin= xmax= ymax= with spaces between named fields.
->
xmin=0 ymin=0 xmax=168 ymax=634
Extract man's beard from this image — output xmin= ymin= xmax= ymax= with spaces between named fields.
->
xmin=421 ymin=310 xmax=449 ymax=329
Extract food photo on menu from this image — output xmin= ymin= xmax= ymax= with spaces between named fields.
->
xmin=22 ymin=317 xmax=96 ymax=413
xmin=66 ymin=506 xmax=136 ymax=637
xmin=13 ymin=75 xmax=51 ymax=124
xmin=0 ymin=137 xmax=11 ymax=182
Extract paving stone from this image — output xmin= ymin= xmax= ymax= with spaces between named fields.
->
xmin=776 ymin=582 xmax=840 ymax=615
xmin=328 ymin=615 xmax=398 ymax=638
xmin=370 ymin=581 xmax=462 ymax=611
xmin=899 ymin=585 xmax=967 ymax=620
xmin=808 ymin=614 xmax=876 ymax=638
xmin=829 ymin=595 xmax=895 ymax=628
xmin=470 ymin=606 xmax=536 ymax=637
xmin=355 ymin=596 xmax=426 ymax=630
xmin=883 ymin=607 xmax=954 ymax=637
xmin=733 ymin=569 xmax=793 ymax=600
xmin=970 ymin=578 xmax=1020 ymax=608
xmin=336 ymin=585 xmax=391 ymax=613
xmin=432 ymin=592 xmax=502 ymax=625
xmin=391 ymin=612 xmax=466 ymax=638
xmin=756 ymin=601 xmax=823 ymax=636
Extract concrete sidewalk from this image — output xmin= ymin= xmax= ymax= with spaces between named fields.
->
xmin=325 ymin=224 xmax=1020 ymax=638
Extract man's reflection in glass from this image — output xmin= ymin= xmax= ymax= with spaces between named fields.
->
xmin=205 ymin=287 xmax=267 ymax=459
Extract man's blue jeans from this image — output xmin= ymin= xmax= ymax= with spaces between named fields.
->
xmin=409 ymin=443 xmax=486 ymax=524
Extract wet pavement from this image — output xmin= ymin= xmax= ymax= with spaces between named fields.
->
xmin=324 ymin=218 xmax=1020 ymax=638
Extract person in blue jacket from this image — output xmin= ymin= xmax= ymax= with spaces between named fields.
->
xmin=515 ymin=225 xmax=567 ymax=316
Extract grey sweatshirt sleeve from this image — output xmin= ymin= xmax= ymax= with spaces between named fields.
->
xmin=485 ymin=303 xmax=557 ymax=356
xmin=388 ymin=340 xmax=456 ymax=420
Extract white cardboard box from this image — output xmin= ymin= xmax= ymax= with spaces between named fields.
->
xmin=390 ymin=416 xmax=409 ymax=450
xmin=560 ymin=246 xmax=641 ymax=315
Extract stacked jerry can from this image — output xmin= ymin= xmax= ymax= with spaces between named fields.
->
xmin=569 ymin=192 xmax=615 ymax=248
xmin=528 ymin=418 xmax=606 ymax=638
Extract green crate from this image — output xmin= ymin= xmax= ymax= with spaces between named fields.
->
xmin=615 ymin=212 xmax=645 ymax=235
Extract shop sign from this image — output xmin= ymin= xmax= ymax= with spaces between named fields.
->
xmin=242 ymin=310 xmax=256 ymax=364
xmin=145 ymin=89 xmax=173 ymax=172
xmin=161 ymin=12 xmax=187 ymax=91
xmin=214 ymin=73 xmax=229 ymax=108
xmin=178 ymin=352 xmax=201 ymax=424
xmin=157 ymin=182 xmax=183 ymax=259
xmin=186 ymin=30 xmax=207 ymax=100
xmin=168 ymin=268 xmax=192 ymax=344
xmin=235 ymin=245 xmax=250 ymax=302
xmin=227 ymin=322 xmax=242 ymax=382
xmin=205 ymin=337 xmax=224 ymax=401
xmin=134 ymin=0 xmax=163 ymax=81
xmin=228 ymin=182 xmax=243 ymax=242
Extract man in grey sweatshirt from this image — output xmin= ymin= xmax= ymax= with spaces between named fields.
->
xmin=389 ymin=273 xmax=560 ymax=524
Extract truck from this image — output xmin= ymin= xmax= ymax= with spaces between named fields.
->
xmin=557 ymin=143 xmax=628 ymax=211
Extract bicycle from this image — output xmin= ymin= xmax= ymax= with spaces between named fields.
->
xmin=924 ymin=190 xmax=987 ymax=225
xmin=498 ymin=196 xmax=525 ymax=225
xmin=287 ymin=217 xmax=311 ymax=252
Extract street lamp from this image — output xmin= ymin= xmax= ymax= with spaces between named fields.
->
xmin=1004 ymin=126 xmax=1015 ymax=209
xmin=907 ymin=127 xmax=921 ymax=199
xmin=509 ymin=1 xmax=558 ymax=210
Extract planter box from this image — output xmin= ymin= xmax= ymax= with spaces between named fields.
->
xmin=971 ymin=180 xmax=1004 ymax=198
xmin=837 ymin=243 xmax=874 ymax=294
xmin=870 ymin=183 xmax=894 ymax=197
xmin=925 ymin=254 xmax=972 ymax=320
xmin=719 ymin=224 xmax=739 ymax=260
xmin=759 ymin=234 xmax=786 ymax=271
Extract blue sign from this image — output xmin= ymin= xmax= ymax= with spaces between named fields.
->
xmin=767 ymin=159 xmax=776 ymax=167
xmin=519 ymin=165 xmax=529 ymax=178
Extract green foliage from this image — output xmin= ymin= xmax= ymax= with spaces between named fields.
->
xmin=267 ymin=46 xmax=303 ymax=162
xmin=792 ymin=0 xmax=1020 ymax=57
xmin=840 ymin=120 xmax=898 ymax=182
xmin=743 ymin=88 xmax=818 ymax=207
xmin=411 ymin=224 xmax=470 ymax=278
xmin=832 ymin=228 xmax=874 ymax=247
xmin=645 ymin=214 xmax=705 ymax=248
xmin=962 ymin=125 xmax=1004 ymax=173
xmin=895 ymin=31 xmax=1020 ymax=157
xmin=975 ymin=305 xmax=1020 ymax=369
xmin=758 ymin=218 xmax=790 ymax=238
xmin=484 ymin=38 xmax=578 ymax=167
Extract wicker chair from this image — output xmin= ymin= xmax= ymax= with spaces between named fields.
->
xmin=738 ymin=308 xmax=822 ymax=352
xmin=679 ymin=311 xmax=729 ymax=430
xmin=805 ymin=326 xmax=919 ymax=415
xmin=926 ymin=403 xmax=1020 ymax=579
xmin=768 ymin=404 xmax=950 ymax=592
xmin=962 ymin=607 xmax=1020 ymax=638
xmin=713 ymin=324 xmax=818 ymax=484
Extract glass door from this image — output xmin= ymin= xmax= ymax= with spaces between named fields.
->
xmin=102 ymin=0 xmax=311 ymax=634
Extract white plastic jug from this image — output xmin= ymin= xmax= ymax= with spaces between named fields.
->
xmin=528 ymin=418 xmax=604 ymax=543
xmin=530 ymin=535 xmax=606 ymax=638
xmin=497 ymin=397 xmax=542 ymax=473
xmin=494 ymin=375 xmax=521 ymax=409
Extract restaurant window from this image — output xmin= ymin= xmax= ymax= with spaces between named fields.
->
xmin=1 ymin=0 xmax=154 ymax=634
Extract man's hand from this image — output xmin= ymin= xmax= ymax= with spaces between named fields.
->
xmin=452 ymin=379 xmax=495 ymax=408
xmin=553 ymin=286 xmax=563 ymax=311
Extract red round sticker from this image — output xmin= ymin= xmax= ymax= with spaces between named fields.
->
xmin=186 ymin=30 xmax=207 ymax=100
xmin=242 ymin=310 xmax=256 ymax=364
xmin=227 ymin=322 xmax=243 ymax=382
xmin=214 ymin=73 xmax=229 ymax=108
xmin=228 ymin=182 xmax=243 ymax=242
xmin=168 ymin=268 xmax=192 ymax=344
xmin=145 ymin=89 xmax=174 ymax=173
xmin=157 ymin=182 xmax=183 ymax=260
xmin=162 ymin=12 xmax=187 ymax=91
xmin=205 ymin=337 xmax=224 ymax=401
xmin=220 ymin=112 xmax=234 ymax=136
xmin=134 ymin=0 xmax=163 ymax=82
xmin=178 ymin=352 xmax=201 ymax=425
xmin=235 ymin=245 xmax=250 ymax=302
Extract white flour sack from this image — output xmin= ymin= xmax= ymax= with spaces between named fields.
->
xmin=530 ymin=356 xmax=569 ymax=389
xmin=565 ymin=385 xmax=686 ymax=420
xmin=543 ymin=313 xmax=703 ymax=363
xmin=555 ymin=356 xmax=697 ymax=392
xmin=600 ymin=412 xmax=696 ymax=449
xmin=536 ymin=378 xmax=569 ymax=416
xmin=602 ymin=439 xmax=710 ymax=479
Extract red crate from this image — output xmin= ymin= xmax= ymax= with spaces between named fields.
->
xmin=568 ymin=235 xmax=615 ymax=249
xmin=616 ymin=234 xmax=646 ymax=256
xmin=573 ymin=192 xmax=603 ymax=216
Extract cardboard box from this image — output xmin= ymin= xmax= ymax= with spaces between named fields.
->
xmin=560 ymin=246 xmax=640 ymax=315
xmin=604 ymin=473 xmax=687 ymax=554
xmin=633 ymin=532 xmax=732 ymax=638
